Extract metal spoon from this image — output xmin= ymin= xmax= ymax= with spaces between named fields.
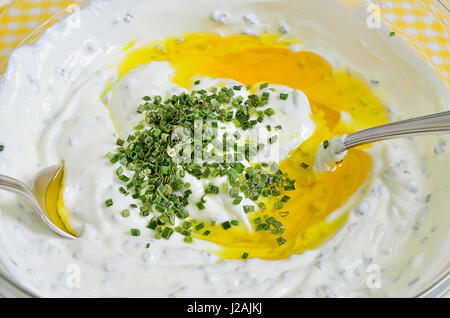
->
xmin=0 ymin=164 xmax=76 ymax=239
xmin=315 ymin=110 xmax=450 ymax=172
xmin=342 ymin=110 xmax=450 ymax=151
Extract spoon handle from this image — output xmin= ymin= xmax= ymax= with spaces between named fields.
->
xmin=344 ymin=110 xmax=450 ymax=150
xmin=0 ymin=174 xmax=38 ymax=205
xmin=0 ymin=174 xmax=74 ymax=239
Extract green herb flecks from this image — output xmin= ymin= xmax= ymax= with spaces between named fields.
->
xmin=106 ymin=86 xmax=295 ymax=246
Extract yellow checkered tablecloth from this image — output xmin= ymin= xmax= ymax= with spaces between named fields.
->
xmin=0 ymin=0 xmax=449 ymax=84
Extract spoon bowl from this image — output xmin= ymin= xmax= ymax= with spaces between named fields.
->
xmin=0 ymin=164 xmax=76 ymax=239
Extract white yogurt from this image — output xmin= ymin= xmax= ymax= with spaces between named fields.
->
xmin=313 ymin=135 xmax=347 ymax=173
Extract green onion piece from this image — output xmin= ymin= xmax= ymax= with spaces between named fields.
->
xmin=122 ymin=209 xmax=130 ymax=217
xmin=161 ymin=227 xmax=174 ymax=240
xmin=160 ymin=166 xmax=169 ymax=175
xmin=268 ymin=136 xmax=278 ymax=144
xmin=242 ymin=252 xmax=249 ymax=259
xmin=280 ymin=93 xmax=288 ymax=100
xmin=274 ymin=201 xmax=283 ymax=209
xmin=264 ymin=108 xmax=275 ymax=116
xmin=105 ymin=199 xmax=113 ymax=207
xmin=277 ymin=237 xmax=287 ymax=246
xmin=221 ymin=221 xmax=232 ymax=230
xmin=196 ymin=201 xmax=205 ymax=210
xmin=130 ymin=228 xmax=140 ymax=236
xmin=195 ymin=223 xmax=204 ymax=231
xmin=323 ymin=140 xmax=330 ymax=149
xmin=232 ymin=196 xmax=243 ymax=205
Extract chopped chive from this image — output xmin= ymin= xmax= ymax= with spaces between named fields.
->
xmin=300 ymin=162 xmax=309 ymax=169
xmin=105 ymin=86 xmax=302 ymax=245
xmin=268 ymin=136 xmax=278 ymax=144
xmin=284 ymin=185 xmax=295 ymax=191
xmin=104 ymin=199 xmax=113 ymax=207
xmin=274 ymin=201 xmax=283 ymax=209
xmin=130 ymin=228 xmax=140 ymax=236
xmin=160 ymin=166 xmax=169 ymax=175
xmin=195 ymin=223 xmax=205 ymax=231
xmin=221 ymin=221 xmax=232 ymax=230
xmin=280 ymin=93 xmax=288 ymax=100
xmin=389 ymin=31 xmax=395 ymax=37
xmin=194 ymin=80 xmax=201 ymax=85
xmin=323 ymin=140 xmax=330 ymax=149
xmin=242 ymin=252 xmax=249 ymax=259
xmin=161 ymin=227 xmax=174 ymax=240
xmin=277 ymin=237 xmax=287 ymax=246
xmin=232 ymin=196 xmax=243 ymax=205
xmin=243 ymin=205 xmax=255 ymax=213
xmin=264 ymin=108 xmax=275 ymax=116
xmin=196 ymin=201 xmax=205 ymax=210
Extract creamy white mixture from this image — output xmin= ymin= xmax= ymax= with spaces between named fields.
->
xmin=0 ymin=0 xmax=449 ymax=297
xmin=313 ymin=135 xmax=347 ymax=173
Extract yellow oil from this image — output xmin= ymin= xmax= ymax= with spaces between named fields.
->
xmin=45 ymin=167 xmax=77 ymax=237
